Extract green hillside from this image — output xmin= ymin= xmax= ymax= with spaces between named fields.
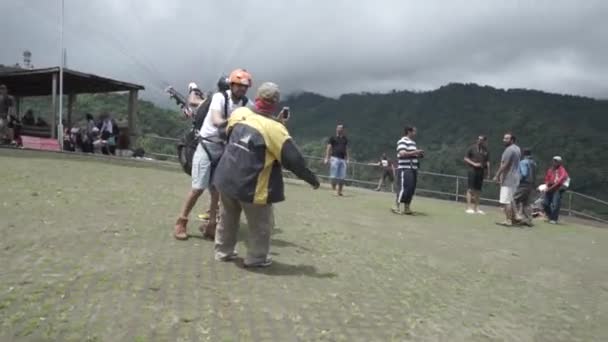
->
xmin=18 ymin=83 xmax=608 ymax=199
xmin=286 ymin=84 xmax=608 ymax=198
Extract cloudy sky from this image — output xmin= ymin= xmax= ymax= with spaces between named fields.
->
xmin=1 ymin=0 xmax=607 ymax=102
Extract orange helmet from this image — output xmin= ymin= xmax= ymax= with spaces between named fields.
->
xmin=229 ymin=68 xmax=252 ymax=87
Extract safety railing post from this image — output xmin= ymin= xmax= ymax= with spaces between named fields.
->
xmin=568 ymin=192 xmax=573 ymax=216
xmin=455 ymin=177 xmax=460 ymax=202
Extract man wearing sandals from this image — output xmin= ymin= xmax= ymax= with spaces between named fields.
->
xmin=173 ymin=69 xmax=253 ymax=240
xmin=493 ymin=132 xmax=521 ymax=226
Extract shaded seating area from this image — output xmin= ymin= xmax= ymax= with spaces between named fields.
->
xmin=0 ymin=66 xmax=144 ymax=148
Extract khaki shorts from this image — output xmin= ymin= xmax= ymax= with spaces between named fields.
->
xmin=191 ymin=144 xmax=212 ymax=190
xmin=499 ymin=186 xmax=516 ymax=204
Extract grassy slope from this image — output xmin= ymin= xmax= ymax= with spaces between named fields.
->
xmin=0 ymin=152 xmax=607 ymax=341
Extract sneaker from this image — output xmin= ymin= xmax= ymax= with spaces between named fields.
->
xmin=475 ymin=209 xmax=485 ymax=215
xmin=465 ymin=209 xmax=475 ymax=214
xmin=549 ymin=220 xmax=558 ymax=225
xmin=215 ymin=251 xmax=238 ymax=262
xmin=173 ymin=217 xmax=188 ymax=240
xmin=391 ymin=207 xmax=403 ymax=215
xmin=402 ymin=205 xmax=413 ymax=215
xmin=244 ymin=258 xmax=273 ymax=268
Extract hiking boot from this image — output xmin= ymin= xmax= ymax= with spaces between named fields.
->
xmin=199 ymin=221 xmax=216 ymax=240
xmin=174 ymin=217 xmax=188 ymax=240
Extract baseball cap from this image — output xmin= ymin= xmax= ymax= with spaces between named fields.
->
xmin=256 ymin=82 xmax=280 ymax=103
xmin=553 ymin=156 xmax=563 ymax=162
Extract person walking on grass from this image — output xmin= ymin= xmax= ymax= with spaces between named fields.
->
xmin=493 ymin=132 xmax=521 ymax=226
xmin=464 ymin=135 xmax=491 ymax=214
xmin=324 ymin=124 xmax=349 ymax=196
xmin=393 ymin=126 xmax=423 ymax=215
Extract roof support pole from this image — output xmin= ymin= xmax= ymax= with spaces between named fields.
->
xmin=127 ymin=89 xmax=138 ymax=148
xmin=15 ymin=97 xmax=21 ymax=117
xmin=51 ymin=72 xmax=57 ymax=139
xmin=67 ymin=93 xmax=76 ymax=128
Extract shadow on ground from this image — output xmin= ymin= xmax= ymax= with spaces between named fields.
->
xmin=233 ymin=258 xmax=337 ymax=278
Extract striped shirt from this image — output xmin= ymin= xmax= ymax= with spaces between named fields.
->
xmin=397 ymin=137 xmax=419 ymax=169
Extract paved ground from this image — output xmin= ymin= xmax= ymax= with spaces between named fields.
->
xmin=1 ymin=151 xmax=607 ymax=341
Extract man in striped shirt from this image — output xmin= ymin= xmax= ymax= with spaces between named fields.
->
xmin=393 ymin=126 xmax=424 ymax=215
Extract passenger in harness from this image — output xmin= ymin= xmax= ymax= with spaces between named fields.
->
xmin=173 ymin=69 xmax=253 ymax=241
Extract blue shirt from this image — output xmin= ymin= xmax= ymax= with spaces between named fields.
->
xmin=518 ymin=157 xmax=536 ymax=185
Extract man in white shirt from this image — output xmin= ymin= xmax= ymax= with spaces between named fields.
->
xmin=174 ymin=69 xmax=253 ymax=240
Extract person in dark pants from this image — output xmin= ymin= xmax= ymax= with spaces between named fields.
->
xmin=393 ymin=126 xmax=423 ymax=215
xmin=464 ymin=135 xmax=491 ymax=214
xmin=514 ymin=148 xmax=537 ymax=226
xmin=542 ymin=156 xmax=570 ymax=224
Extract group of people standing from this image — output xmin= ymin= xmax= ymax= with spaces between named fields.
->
xmin=465 ymin=132 xmax=570 ymax=226
xmin=338 ymin=127 xmax=571 ymax=226
xmin=172 ymin=69 xmax=320 ymax=268
xmin=324 ymin=124 xmax=423 ymax=215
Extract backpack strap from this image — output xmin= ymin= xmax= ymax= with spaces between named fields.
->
xmin=222 ymin=91 xmax=229 ymax=120
xmin=221 ymin=91 xmax=249 ymax=119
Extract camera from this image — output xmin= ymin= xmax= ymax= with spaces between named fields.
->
xmin=280 ymin=107 xmax=290 ymax=119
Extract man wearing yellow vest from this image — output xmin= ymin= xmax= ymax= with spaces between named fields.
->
xmin=213 ymin=82 xmax=320 ymax=267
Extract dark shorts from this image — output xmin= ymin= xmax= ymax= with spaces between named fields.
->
xmin=467 ymin=168 xmax=485 ymax=191
xmin=382 ymin=170 xmax=394 ymax=182
xmin=514 ymin=185 xmax=534 ymax=205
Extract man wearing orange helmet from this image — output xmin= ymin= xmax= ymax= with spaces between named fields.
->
xmin=173 ymin=68 xmax=253 ymax=241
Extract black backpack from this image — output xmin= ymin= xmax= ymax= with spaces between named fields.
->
xmin=176 ymin=92 xmax=248 ymax=176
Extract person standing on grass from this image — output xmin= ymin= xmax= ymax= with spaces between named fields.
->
xmin=324 ymin=124 xmax=349 ymax=196
xmin=173 ymin=69 xmax=253 ymax=240
xmin=371 ymin=153 xmax=395 ymax=191
xmin=213 ymin=82 xmax=320 ymax=267
xmin=393 ymin=126 xmax=423 ymax=215
xmin=464 ymin=135 xmax=491 ymax=214
xmin=542 ymin=156 xmax=570 ymax=224
xmin=513 ymin=148 xmax=537 ymax=226
xmin=493 ymin=132 xmax=521 ymax=226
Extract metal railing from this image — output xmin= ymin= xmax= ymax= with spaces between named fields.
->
xmin=137 ymin=134 xmax=608 ymax=224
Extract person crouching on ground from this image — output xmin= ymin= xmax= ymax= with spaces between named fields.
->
xmin=213 ymin=82 xmax=320 ymax=267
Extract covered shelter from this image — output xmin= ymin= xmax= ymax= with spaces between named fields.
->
xmin=0 ymin=66 xmax=144 ymax=146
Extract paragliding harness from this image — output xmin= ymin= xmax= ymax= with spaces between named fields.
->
xmin=175 ymin=91 xmax=248 ymax=176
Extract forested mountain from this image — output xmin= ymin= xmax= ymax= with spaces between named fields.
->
xmin=20 ymin=83 xmax=608 ymax=198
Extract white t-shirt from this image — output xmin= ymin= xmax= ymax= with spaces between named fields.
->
xmin=199 ymin=90 xmax=247 ymax=139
